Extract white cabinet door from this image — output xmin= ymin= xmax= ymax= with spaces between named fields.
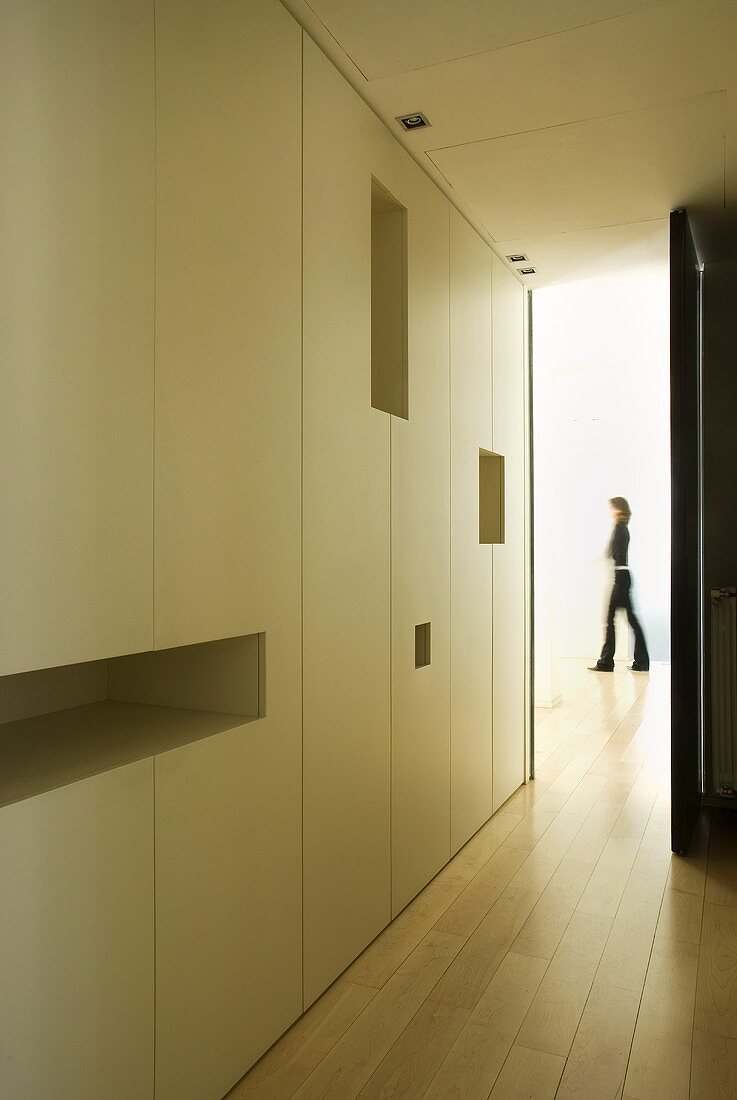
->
xmin=492 ymin=256 xmax=528 ymax=809
xmin=450 ymin=211 xmax=494 ymax=852
xmin=154 ymin=720 xmax=302 ymax=1100
xmin=0 ymin=760 xmax=154 ymax=1100
xmin=154 ymin=0 xmax=301 ymax=652
xmin=302 ymin=38 xmax=392 ymax=1004
xmin=0 ymin=0 xmax=155 ymax=675
xmin=390 ymin=188 xmax=451 ymax=917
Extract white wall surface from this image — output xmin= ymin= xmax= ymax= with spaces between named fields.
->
xmin=533 ymin=268 xmax=670 ymax=682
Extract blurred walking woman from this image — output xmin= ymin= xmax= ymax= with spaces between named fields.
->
xmin=590 ymin=497 xmax=650 ymax=673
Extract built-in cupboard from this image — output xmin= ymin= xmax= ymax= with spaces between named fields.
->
xmin=0 ymin=0 xmax=528 ymax=1097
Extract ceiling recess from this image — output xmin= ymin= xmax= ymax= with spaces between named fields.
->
xmin=396 ymin=112 xmax=431 ymax=131
xmin=506 ymin=253 xmax=528 ymax=263
xmin=519 ymin=267 xmax=537 ymax=275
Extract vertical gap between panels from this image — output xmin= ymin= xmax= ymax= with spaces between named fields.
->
xmin=389 ymin=411 xmax=394 ymax=918
xmin=151 ymin=6 xmax=158 ymax=1085
xmin=152 ymin=0 xmax=158 ymax=654
xmin=490 ymin=256 xmax=495 ymax=812
xmin=152 ymin=755 xmax=157 ymax=1096
xmin=527 ymin=289 xmax=535 ymax=780
xmin=299 ymin=27 xmax=305 ymax=1014
xmin=448 ymin=205 xmax=453 ymax=856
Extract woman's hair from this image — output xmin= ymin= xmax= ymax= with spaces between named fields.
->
xmin=609 ymin=496 xmax=631 ymax=524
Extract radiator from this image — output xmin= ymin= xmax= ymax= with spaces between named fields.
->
xmin=711 ymin=587 xmax=737 ymax=797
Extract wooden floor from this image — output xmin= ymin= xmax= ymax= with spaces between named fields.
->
xmin=231 ymin=661 xmax=737 ymax=1099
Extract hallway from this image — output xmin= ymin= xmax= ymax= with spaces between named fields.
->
xmin=233 ymin=663 xmax=736 ymax=1098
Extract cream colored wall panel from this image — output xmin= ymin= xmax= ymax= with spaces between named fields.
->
xmin=450 ymin=210 xmax=494 ymax=853
xmin=0 ymin=761 xmax=154 ymax=1100
xmin=391 ymin=192 xmax=451 ymax=916
xmin=154 ymin=6 xmax=303 ymax=1091
xmin=0 ymin=0 xmax=154 ymax=676
xmin=303 ymin=37 xmax=409 ymax=1003
xmin=154 ymin=720 xmax=302 ymax=1100
xmin=155 ymin=0 xmax=301 ymax=651
xmin=492 ymin=255 xmax=527 ymax=810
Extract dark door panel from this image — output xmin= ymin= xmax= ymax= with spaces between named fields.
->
xmin=670 ymin=208 xmax=702 ymax=854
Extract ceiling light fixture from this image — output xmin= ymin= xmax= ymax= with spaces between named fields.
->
xmin=506 ymin=253 xmax=528 ymax=263
xmin=396 ymin=112 xmax=431 ymax=131
xmin=519 ymin=267 xmax=537 ymax=276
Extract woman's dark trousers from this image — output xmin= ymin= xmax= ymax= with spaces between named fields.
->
xmin=598 ymin=571 xmax=649 ymax=669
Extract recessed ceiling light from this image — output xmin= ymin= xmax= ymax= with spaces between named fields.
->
xmin=506 ymin=253 xmax=528 ymax=263
xmin=396 ymin=112 xmax=431 ymax=131
xmin=519 ymin=267 xmax=537 ymax=276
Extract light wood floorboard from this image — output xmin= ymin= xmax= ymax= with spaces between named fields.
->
xmin=231 ymin=661 xmax=737 ymax=1100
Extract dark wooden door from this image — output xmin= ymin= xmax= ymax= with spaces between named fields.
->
xmin=670 ymin=208 xmax=702 ymax=854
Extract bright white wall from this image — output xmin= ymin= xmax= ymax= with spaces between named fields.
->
xmin=533 ymin=268 xmax=670 ymax=684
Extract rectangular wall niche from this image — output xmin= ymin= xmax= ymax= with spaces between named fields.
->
xmin=415 ymin=622 xmax=432 ymax=669
xmin=479 ymin=450 xmax=505 ymax=544
xmin=0 ymin=633 xmax=264 ymax=809
xmin=371 ymin=178 xmax=408 ymax=419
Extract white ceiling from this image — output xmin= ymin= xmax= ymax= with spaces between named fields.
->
xmin=495 ymin=220 xmax=669 ymax=289
xmin=299 ymin=0 xmax=662 ymax=79
xmin=281 ymin=0 xmax=737 ymax=284
xmin=429 ymin=92 xmax=726 ymax=241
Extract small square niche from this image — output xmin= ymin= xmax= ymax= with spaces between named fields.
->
xmin=415 ymin=623 xmax=431 ymax=669
xmin=479 ymin=450 xmax=505 ymax=544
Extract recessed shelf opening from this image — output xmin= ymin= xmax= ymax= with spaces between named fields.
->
xmin=415 ymin=622 xmax=431 ymax=669
xmin=479 ymin=450 xmax=505 ymax=544
xmin=0 ymin=633 xmax=264 ymax=808
xmin=371 ymin=178 xmax=408 ymax=420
